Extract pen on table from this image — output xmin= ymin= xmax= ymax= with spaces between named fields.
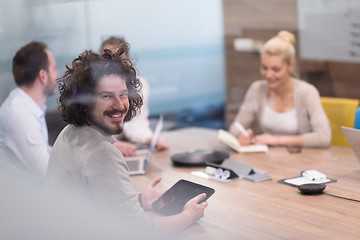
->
xmin=234 ymin=122 xmax=249 ymax=137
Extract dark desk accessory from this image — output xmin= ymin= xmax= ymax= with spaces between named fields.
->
xmin=287 ymin=146 xmax=302 ymax=153
xmin=152 ymin=179 xmax=215 ymax=216
xmin=171 ymin=149 xmax=228 ymax=167
xmin=298 ymin=183 xmax=326 ymax=195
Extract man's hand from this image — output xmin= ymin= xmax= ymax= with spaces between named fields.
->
xmin=182 ymin=193 xmax=208 ymax=222
xmin=151 ymin=192 xmax=208 ymax=232
xmin=141 ymin=176 xmax=166 ymax=211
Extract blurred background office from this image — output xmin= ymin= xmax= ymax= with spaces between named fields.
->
xmin=0 ymin=0 xmax=359 ymax=145
xmin=0 ymin=0 xmax=226 ymax=145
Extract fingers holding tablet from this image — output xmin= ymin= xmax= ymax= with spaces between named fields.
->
xmin=152 ymin=179 xmax=214 ymax=216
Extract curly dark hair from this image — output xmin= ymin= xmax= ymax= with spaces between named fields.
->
xmin=57 ymin=49 xmax=143 ymax=126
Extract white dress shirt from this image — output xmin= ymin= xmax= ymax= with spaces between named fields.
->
xmin=0 ymin=87 xmax=51 ymax=178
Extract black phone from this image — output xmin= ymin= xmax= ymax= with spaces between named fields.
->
xmin=152 ymin=179 xmax=215 ymax=216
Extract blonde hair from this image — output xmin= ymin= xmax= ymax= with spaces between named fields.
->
xmin=261 ymin=31 xmax=296 ymax=65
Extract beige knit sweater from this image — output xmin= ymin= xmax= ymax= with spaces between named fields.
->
xmin=229 ymin=79 xmax=331 ymax=148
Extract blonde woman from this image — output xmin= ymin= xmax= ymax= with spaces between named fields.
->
xmin=229 ymin=31 xmax=331 ymax=148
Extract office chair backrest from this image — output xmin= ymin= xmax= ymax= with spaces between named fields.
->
xmin=320 ymin=97 xmax=359 ymax=147
xmin=354 ymin=106 xmax=360 ymax=130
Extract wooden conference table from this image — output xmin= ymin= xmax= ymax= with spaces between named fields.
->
xmin=130 ymin=127 xmax=360 ymax=240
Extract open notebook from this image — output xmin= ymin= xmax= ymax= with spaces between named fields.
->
xmin=124 ymin=115 xmax=163 ymax=175
xmin=218 ymin=129 xmax=268 ymax=153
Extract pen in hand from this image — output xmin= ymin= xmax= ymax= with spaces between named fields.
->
xmin=235 ymin=122 xmax=249 ymax=137
xmin=235 ymin=122 xmax=256 ymax=145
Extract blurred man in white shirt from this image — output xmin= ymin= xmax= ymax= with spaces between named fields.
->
xmin=0 ymin=41 xmax=59 ymax=179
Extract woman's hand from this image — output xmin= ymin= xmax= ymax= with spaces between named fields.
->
xmin=253 ymin=134 xmax=279 ymax=145
xmin=237 ymin=129 xmax=254 ymax=146
xmin=254 ymin=134 xmax=303 ymax=147
xmin=155 ymin=137 xmax=169 ymax=151
xmin=113 ymin=141 xmax=137 ymax=157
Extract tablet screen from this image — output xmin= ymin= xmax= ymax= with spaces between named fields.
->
xmin=152 ymin=179 xmax=215 ymax=216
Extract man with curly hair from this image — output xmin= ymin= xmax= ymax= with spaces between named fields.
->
xmin=100 ymin=36 xmax=168 ymax=157
xmin=46 ymin=49 xmax=207 ymax=233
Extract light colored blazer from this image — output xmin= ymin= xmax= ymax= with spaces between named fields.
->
xmin=229 ymin=79 xmax=331 ymax=148
xmin=47 ymin=125 xmax=152 ymax=226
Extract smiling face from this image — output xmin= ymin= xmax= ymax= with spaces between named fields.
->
xmin=260 ymin=54 xmax=294 ymax=90
xmin=89 ymin=74 xmax=129 ymax=135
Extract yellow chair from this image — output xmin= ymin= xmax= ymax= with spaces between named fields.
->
xmin=321 ymin=97 xmax=359 ymax=147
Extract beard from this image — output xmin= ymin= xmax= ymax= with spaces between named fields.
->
xmin=89 ymin=109 xmax=127 ymax=135
xmin=44 ymin=75 xmax=56 ymax=97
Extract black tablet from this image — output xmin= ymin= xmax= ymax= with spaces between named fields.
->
xmin=152 ymin=179 xmax=215 ymax=216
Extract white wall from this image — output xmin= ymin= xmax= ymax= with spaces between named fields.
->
xmin=298 ymin=0 xmax=360 ymax=63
